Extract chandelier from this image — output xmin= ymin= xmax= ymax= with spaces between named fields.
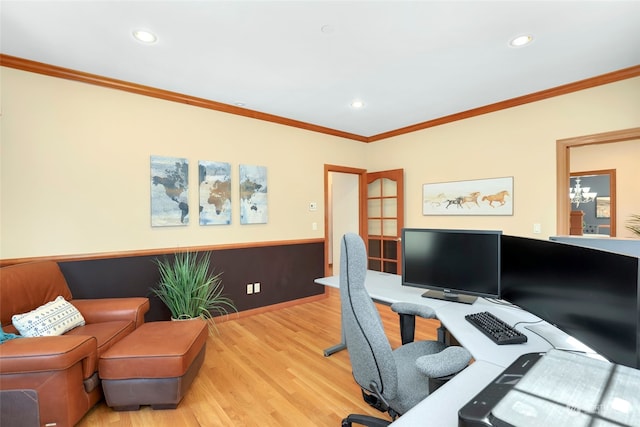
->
xmin=569 ymin=177 xmax=597 ymax=207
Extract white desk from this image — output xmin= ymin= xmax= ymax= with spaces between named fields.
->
xmin=314 ymin=270 xmax=452 ymax=309
xmin=435 ymin=297 xmax=552 ymax=368
xmin=315 ymin=271 xmax=551 ymax=365
xmin=314 ymin=270 xmax=557 ymax=426
xmin=315 ymin=271 xmax=452 ymax=356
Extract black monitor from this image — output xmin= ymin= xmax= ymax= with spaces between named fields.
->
xmin=401 ymin=228 xmax=502 ymax=304
xmin=501 ymin=235 xmax=640 ymax=369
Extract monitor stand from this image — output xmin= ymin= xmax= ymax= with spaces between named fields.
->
xmin=421 ymin=289 xmax=477 ymax=305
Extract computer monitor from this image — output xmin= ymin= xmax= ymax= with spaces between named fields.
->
xmin=401 ymin=228 xmax=502 ymax=304
xmin=501 ymin=235 xmax=640 ymax=369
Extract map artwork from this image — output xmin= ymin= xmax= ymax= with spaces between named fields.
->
xmin=199 ymin=161 xmax=232 ymax=225
xmin=151 ymin=155 xmax=189 ymax=226
xmin=239 ymin=164 xmax=268 ymax=224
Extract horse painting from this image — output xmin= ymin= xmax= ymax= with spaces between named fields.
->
xmin=445 ymin=196 xmax=464 ymax=209
xmin=427 ymin=193 xmax=447 ymax=207
xmin=482 ymin=190 xmax=510 ymax=207
xmin=461 ymin=191 xmax=481 ymax=208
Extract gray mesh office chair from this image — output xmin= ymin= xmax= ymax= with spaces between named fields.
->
xmin=339 ymin=233 xmax=472 ymax=426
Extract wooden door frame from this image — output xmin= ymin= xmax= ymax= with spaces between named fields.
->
xmin=324 ymin=164 xmax=367 ymax=277
xmin=556 ymin=127 xmax=640 ymax=236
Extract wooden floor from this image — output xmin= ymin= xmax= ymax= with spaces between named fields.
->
xmin=79 ymin=289 xmax=439 ymax=427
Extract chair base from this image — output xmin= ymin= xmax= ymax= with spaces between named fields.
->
xmin=362 ymin=389 xmax=389 ymax=413
xmin=342 ymin=414 xmax=391 ymax=427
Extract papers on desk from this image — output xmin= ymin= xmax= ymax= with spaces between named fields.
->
xmin=491 ymin=349 xmax=640 ymax=427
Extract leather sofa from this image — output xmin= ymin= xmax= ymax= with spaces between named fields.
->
xmin=0 ymin=260 xmax=150 ymax=426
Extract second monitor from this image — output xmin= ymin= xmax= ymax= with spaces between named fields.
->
xmin=401 ymin=228 xmax=502 ymax=304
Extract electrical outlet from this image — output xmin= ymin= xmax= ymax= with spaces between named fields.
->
xmin=254 ymin=282 xmax=261 ymax=293
xmin=246 ymin=283 xmax=253 ymax=294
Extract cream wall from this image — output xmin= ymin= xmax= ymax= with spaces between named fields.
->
xmin=365 ymin=77 xmax=640 ymax=238
xmin=0 ymin=68 xmax=367 ymax=258
xmin=1 ymin=68 xmax=639 ymax=259
xmin=571 ymin=139 xmax=640 ymax=239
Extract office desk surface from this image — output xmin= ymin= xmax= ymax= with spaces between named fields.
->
xmin=315 ymin=271 xmax=556 ymax=427
xmin=436 ymin=297 xmax=552 ymax=368
xmin=315 ymin=271 xmax=552 ymax=366
xmin=315 ymin=270 xmax=451 ymax=309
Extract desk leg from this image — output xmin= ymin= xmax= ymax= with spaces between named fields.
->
xmin=323 ymin=342 xmax=346 ymax=357
xmin=324 ymin=324 xmax=346 ymax=357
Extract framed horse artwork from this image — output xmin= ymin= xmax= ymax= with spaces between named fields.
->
xmin=423 ymin=177 xmax=514 ymax=215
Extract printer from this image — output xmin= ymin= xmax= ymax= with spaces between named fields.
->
xmin=458 ymin=349 xmax=640 ymax=427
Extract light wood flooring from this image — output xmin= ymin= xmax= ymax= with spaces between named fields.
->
xmin=79 ymin=289 xmax=439 ymax=426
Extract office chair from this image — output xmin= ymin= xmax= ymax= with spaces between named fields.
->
xmin=339 ymin=233 xmax=472 ymax=427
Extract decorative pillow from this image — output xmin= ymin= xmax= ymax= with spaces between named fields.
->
xmin=12 ymin=296 xmax=85 ymax=337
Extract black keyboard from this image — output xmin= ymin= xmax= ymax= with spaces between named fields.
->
xmin=465 ymin=311 xmax=528 ymax=345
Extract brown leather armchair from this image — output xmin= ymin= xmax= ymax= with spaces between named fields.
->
xmin=0 ymin=261 xmax=150 ymax=427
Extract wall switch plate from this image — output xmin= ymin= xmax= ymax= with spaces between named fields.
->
xmin=254 ymin=282 xmax=261 ymax=293
xmin=533 ymin=223 xmax=542 ymax=234
xmin=246 ymin=283 xmax=253 ymax=294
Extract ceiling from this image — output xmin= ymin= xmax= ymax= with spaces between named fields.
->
xmin=2 ymin=1 xmax=640 ymax=139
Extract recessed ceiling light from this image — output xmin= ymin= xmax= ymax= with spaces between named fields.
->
xmin=509 ymin=35 xmax=533 ymax=47
xmin=321 ymin=24 xmax=335 ymax=34
xmin=350 ymin=100 xmax=364 ymax=109
xmin=132 ymin=29 xmax=158 ymax=44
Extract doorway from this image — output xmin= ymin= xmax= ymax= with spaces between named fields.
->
xmin=569 ymin=170 xmax=616 ymax=236
xmin=556 ymin=127 xmax=640 ymax=235
xmin=324 ymin=165 xmax=366 ymax=277
xmin=324 ymin=165 xmax=404 ymax=277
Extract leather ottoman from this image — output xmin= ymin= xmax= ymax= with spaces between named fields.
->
xmin=98 ymin=319 xmax=207 ymax=411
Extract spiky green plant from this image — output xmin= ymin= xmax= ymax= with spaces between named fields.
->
xmin=151 ymin=251 xmax=236 ymax=334
xmin=626 ymin=214 xmax=640 ymax=238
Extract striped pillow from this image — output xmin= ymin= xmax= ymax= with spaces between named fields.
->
xmin=12 ymin=296 xmax=85 ymax=337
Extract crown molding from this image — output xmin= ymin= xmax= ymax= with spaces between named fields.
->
xmin=2 ymin=54 xmax=638 ymax=143
xmin=369 ymin=65 xmax=640 ymax=142
xmin=0 ymin=54 xmax=368 ymax=142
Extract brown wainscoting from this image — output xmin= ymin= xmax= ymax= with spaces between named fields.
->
xmin=2 ymin=239 xmax=326 ymax=322
xmin=0 ymin=238 xmax=324 ymax=267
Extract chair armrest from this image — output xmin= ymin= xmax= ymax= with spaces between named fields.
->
xmin=390 ymin=302 xmax=436 ymax=319
xmin=71 ymin=298 xmax=150 ymax=329
xmin=0 ymin=335 xmax=98 ymax=379
xmin=415 ymin=346 xmax=472 ymax=378
xmin=390 ymin=302 xmax=437 ymax=344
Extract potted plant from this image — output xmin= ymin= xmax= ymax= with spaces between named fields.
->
xmin=151 ymin=250 xmax=236 ymax=334
xmin=626 ymin=214 xmax=640 ymax=238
